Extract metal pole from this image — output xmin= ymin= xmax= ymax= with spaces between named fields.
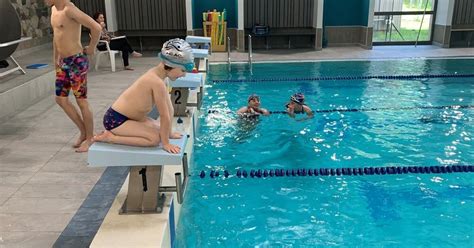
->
xmin=227 ymin=36 xmax=231 ymax=72
xmin=248 ymin=35 xmax=253 ymax=72
xmin=175 ymin=173 xmax=183 ymax=204
xmin=415 ymin=0 xmax=430 ymax=47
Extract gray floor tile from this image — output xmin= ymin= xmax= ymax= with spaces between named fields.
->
xmin=0 ymin=151 xmax=53 ymax=172
xmin=27 ymin=172 xmax=102 ymax=185
xmin=0 ymin=213 xmax=73 ymax=232
xmin=0 ymin=124 xmax=31 ymax=136
xmin=40 ymin=160 xmax=104 ymax=173
xmin=0 ymin=135 xmax=16 ymax=149
xmin=0 ymin=184 xmax=19 ymax=198
xmin=43 ymin=150 xmax=89 ymax=165
xmin=0 ymin=171 xmax=35 ymax=184
xmin=0 ymin=198 xmax=84 ymax=214
xmin=13 ymin=184 xmax=94 ymax=199
xmin=0 ymin=231 xmax=60 ymax=248
xmin=6 ymin=140 xmax=66 ymax=152
xmin=0 ymin=197 xmax=7 ymax=206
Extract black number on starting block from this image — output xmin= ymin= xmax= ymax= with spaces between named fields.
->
xmin=139 ymin=168 xmax=148 ymax=192
xmin=174 ymin=90 xmax=182 ymax=104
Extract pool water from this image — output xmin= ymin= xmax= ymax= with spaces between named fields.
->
xmin=175 ymin=59 xmax=474 ymax=247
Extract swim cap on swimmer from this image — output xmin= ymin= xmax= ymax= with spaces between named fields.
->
xmin=159 ymin=38 xmax=195 ymax=72
xmin=291 ymin=93 xmax=305 ymax=104
xmin=248 ymin=94 xmax=260 ymax=102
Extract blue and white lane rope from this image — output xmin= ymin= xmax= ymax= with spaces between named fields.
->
xmin=198 ymin=165 xmax=474 ymax=179
xmin=211 ymin=73 xmax=474 ymax=83
xmin=207 ymin=104 xmax=474 ymax=115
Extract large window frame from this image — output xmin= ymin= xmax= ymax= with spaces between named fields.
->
xmin=373 ymin=0 xmax=438 ymax=45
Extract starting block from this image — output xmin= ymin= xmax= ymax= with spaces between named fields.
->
xmin=169 ymin=72 xmax=204 ymax=116
xmin=187 ymin=36 xmax=211 ymax=72
xmin=186 ymin=35 xmax=211 ymax=46
xmin=88 ymin=135 xmax=189 ymax=214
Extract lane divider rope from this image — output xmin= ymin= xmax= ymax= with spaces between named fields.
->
xmin=211 ymin=73 xmax=474 ymax=83
xmin=198 ymin=165 xmax=474 ymax=179
xmin=207 ymin=104 xmax=474 ymax=115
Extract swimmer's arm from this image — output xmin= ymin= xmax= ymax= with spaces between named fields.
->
xmin=65 ymin=4 xmax=101 ymax=49
xmin=304 ymin=106 xmax=314 ymax=118
xmin=153 ymin=82 xmax=172 ymax=147
xmin=295 ymin=106 xmax=314 ymax=122
xmin=52 ymin=39 xmax=59 ymax=68
xmin=165 ymin=89 xmax=174 ymax=123
xmin=286 ymin=107 xmax=296 ymax=118
xmin=260 ymin=108 xmax=270 ymax=116
xmin=237 ymin=107 xmax=248 ymax=115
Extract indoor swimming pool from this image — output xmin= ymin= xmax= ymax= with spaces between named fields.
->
xmin=175 ymin=59 xmax=474 ymax=247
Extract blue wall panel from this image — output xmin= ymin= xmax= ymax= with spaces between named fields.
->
xmin=192 ymin=0 xmax=237 ymax=29
xmin=324 ymin=0 xmax=370 ymax=26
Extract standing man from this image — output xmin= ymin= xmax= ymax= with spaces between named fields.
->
xmin=46 ymin=0 xmax=102 ymax=152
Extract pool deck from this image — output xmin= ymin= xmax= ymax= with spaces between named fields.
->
xmin=0 ymin=45 xmax=473 ymax=247
xmin=210 ymin=45 xmax=474 ymax=63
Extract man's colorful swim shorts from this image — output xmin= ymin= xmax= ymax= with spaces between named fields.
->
xmin=55 ymin=53 xmax=89 ymax=99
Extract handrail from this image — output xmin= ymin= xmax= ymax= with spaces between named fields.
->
xmin=0 ymin=37 xmax=32 ymax=48
xmin=227 ymin=36 xmax=231 ymax=72
xmin=248 ymin=34 xmax=253 ymax=72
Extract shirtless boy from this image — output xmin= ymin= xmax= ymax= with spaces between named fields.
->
xmin=93 ymin=38 xmax=195 ymax=154
xmin=237 ymin=94 xmax=270 ymax=117
xmin=47 ymin=0 xmax=101 ymax=152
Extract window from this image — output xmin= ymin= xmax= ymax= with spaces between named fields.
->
xmin=373 ymin=0 xmax=437 ymax=44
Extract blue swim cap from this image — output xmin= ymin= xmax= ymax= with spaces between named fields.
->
xmin=159 ymin=38 xmax=194 ymax=72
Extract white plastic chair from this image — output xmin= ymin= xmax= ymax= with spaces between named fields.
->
xmin=95 ymin=40 xmax=120 ymax=72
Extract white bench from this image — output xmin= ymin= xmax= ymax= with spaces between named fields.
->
xmin=94 ymin=40 xmax=120 ymax=72
xmin=169 ymin=72 xmax=204 ymax=116
xmin=88 ymin=135 xmax=189 ymax=214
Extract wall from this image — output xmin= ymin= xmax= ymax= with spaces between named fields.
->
xmin=244 ymin=0 xmax=314 ymax=29
xmin=452 ymin=0 xmax=474 ymax=29
xmin=435 ymin=0 xmax=453 ymax=25
xmin=10 ymin=0 xmax=51 ymax=50
xmin=433 ymin=0 xmax=453 ymax=47
xmin=323 ymin=0 xmax=370 ymax=26
xmin=323 ymin=0 xmax=372 ymax=48
xmin=192 ymin=0 xmax=237 ymax=29
xmin=72 ymin=0 xmax=106 ymax=18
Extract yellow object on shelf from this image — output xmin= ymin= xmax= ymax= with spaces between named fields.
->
xmin=203 ymin=21 xmax=226 ymax=52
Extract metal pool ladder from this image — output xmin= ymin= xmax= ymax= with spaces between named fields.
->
xmin=227 ymin=36 xmax=231 ymax=72
xmin=248 ymin=34 xmax=253 ymax=74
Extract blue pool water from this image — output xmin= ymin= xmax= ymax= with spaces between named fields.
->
xmin=176 ymin=59 xmax=474 ymax=247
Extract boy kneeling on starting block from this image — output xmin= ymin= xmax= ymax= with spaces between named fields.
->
xmin=94 ymin=38 xmax=194 ymax=153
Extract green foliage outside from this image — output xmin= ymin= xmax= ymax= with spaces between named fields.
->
xmin=373 ymin=28 xmax=430 ymax=42
xmin=402 ymin=0 xmax=434 ymax=11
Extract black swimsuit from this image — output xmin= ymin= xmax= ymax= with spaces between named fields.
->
xmin=286 ymin=103 xmax=306 ymax=114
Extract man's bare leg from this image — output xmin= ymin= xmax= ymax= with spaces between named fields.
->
xmin=55 ymin=96 xmax=86 ymax=148
xmin=75 ymin=99 xmax=94 ymax=152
